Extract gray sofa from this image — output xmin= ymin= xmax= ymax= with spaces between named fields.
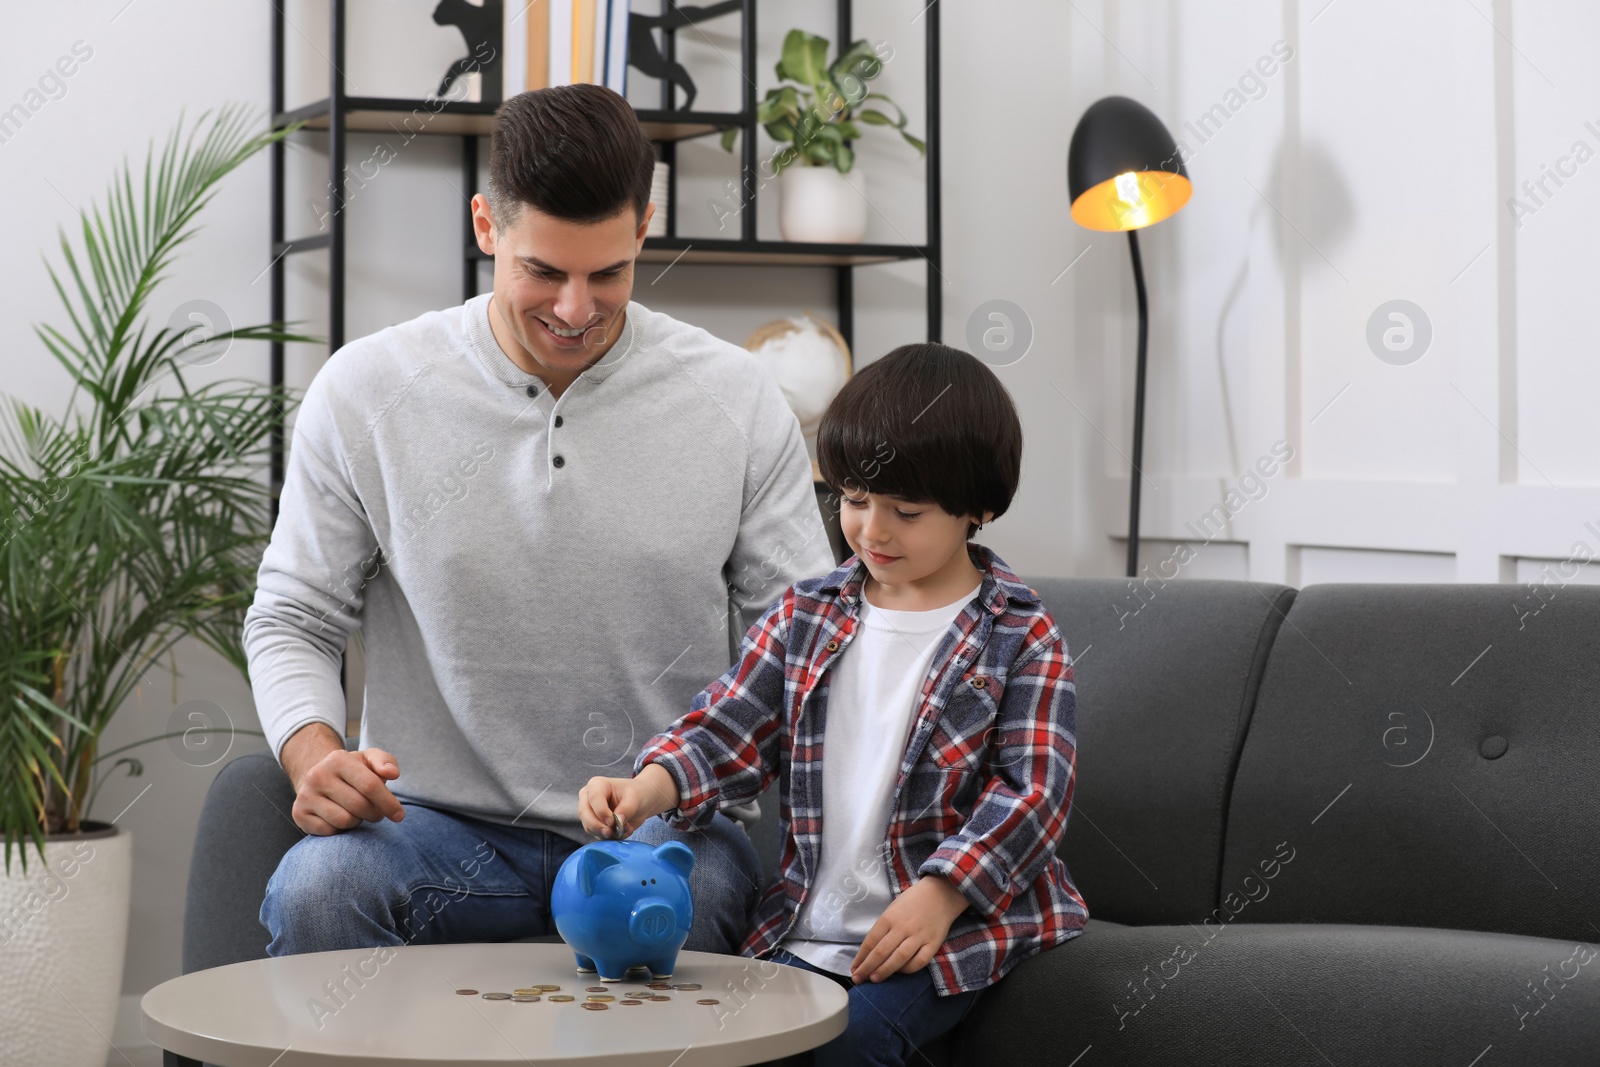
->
xmin=183 ymin=578 xmax=1600 ymax=1064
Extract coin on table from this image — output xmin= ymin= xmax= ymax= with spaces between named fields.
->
xmin=649 ymin=995 xmax=671 ymax=1002
xmin=513 ymin=988 xmax=542 ymax=996
xmin=647 ymin=982 xmax=672 ymax=990
xmin=511 ymin=995 xmax=541 ymax=1003
xmin=697 ymin=999 xmax=721 ymax=1006
xmin=548 ymin=994 xmax=575 ymax=1002
xmin=674 ymin=983 xmax=702 ymax=991
xmin=585 ymin=994 xmax=616 ymax=1002
xmin=619 ymin=999 xmax=642 ymax=1005
xmin=585 ymin=986 xmax=608 ymax=992
xmin=535 ymin=984 xmax=561 ymax=992
xmin=454 ymin=989 xmax=479 ymax=996
xmin=581 ymin=1002 xmax=609 ymax=1011
xmin=482 ymin=992 xmax=513 ymax=1000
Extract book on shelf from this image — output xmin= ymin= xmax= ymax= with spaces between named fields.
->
xmin=505 ymin=0 xmax=629 ymax=100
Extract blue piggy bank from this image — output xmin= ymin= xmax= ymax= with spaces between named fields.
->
xmin=551 ymin=839 xmax=695 ymax=981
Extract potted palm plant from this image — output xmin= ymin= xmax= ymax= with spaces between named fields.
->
xmin=0 ymin=106 xmax=309 ymax=1067
xmin=721 ymin=29 xmax=925 ymax=243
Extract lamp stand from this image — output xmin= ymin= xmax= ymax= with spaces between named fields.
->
xmin=1126 ymin=228 xmax=1149 ymax=579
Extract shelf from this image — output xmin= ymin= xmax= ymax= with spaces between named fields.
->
xmin=467 ymin=237 xmax=930 ymax=267
xmin=274 ymin=98 xmax=747 ymax=142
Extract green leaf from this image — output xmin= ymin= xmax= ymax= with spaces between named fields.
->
xmin=856 ymin=108 xmax=896 ymax=127
xmin=900 ymin=130 xmax=927 ymax=155
xmin=720 ymin=127 xmax=739 ymax=152
xmin=777 ymin=29 xmax=830 ymax=87
xmin=828 ymin=39 xmax=882 ymax=106
xmin=835 ymin=142 xmax=855 ymax=173
xmin=762 ymin=119 xmax=798 ymax=143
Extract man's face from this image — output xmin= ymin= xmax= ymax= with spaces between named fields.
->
xmin=472 ymin=195 xmax=654 ymax=378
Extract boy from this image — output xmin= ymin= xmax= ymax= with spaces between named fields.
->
xmin=579 ymin=343 xmax=1086 ymax=1066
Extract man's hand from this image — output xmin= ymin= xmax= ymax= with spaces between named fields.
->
xmin=578 ymin=763 xmax=680 ymax=840
xmin=850 ymin=874 xmax=970 ymax=984
xmin=281 ymin=722 xmax=406 ymax=836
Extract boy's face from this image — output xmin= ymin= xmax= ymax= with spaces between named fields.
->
xmin=471 ymin=196 xmax=654 ymax=378
xmin=839 ymin=489 xmax=985 ymax=586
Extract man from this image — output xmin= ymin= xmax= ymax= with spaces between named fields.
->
xmin=246 ymin=83 xmax=833 ymax=957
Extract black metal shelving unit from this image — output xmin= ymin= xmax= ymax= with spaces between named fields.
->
xmin=268 ymin=0 xmax=942 ymax=517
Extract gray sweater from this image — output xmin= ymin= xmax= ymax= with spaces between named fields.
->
xmin=242 ymin=294 xmax=834 ymax=841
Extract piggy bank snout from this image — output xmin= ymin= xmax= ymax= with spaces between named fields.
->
xmin=629 ymin=899 xmax=679 ymax=945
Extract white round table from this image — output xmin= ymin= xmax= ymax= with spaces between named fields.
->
xmin=141 ymin=943 xmax=849 ymax=1066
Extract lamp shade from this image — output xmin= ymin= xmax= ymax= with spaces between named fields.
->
xmin=1068 ymin=96 xmax=1192 ymax=232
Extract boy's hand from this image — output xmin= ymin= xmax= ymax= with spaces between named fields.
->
xmin=578 ymin=763 xmax=680 ymax=839
xmin=851 ymin=874 xmax=970 ymax=983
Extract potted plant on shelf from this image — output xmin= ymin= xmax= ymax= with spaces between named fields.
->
xmin=0 ymin=106 xmax=309 ymax=1067
xmin=721 ymin=29 xmax=925 ymax=244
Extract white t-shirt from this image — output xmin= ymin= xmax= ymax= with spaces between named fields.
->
xmin=785 ymin=581 xmax=983 ymax=975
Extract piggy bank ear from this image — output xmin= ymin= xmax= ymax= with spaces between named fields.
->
xmin=653 ymin=841 xmax=695 ymax=879
xmin=578 ymin=847 xmax=623 ymax=896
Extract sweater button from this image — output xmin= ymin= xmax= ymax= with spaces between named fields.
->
xmin=971 ymin=677 xmax=986 ymax=689
xmin=552 ymin=455 xmax=566 ymax=468
xmin=525 ymin=384 xmax=540 ymax=397
xmin=554 ymin=415 xmax=564 ymax=427
xmin=825 ymin=640 xmax=839 ymax=652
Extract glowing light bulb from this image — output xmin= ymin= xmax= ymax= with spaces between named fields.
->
xmin=1114 ymin=171 xmax=1142 ymax=205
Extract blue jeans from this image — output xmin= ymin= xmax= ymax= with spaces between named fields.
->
xmin=260 ymin=802 xmax=762 ymax=957
xmin=769 ymin=948 xmax=985 ymax=1067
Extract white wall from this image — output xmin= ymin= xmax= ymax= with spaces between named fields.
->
xmin=4 ymin=0 xmax=1599 ymax=1054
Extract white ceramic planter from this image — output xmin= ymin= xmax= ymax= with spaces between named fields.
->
xmin=778 ymin=165 xmax=868 ymax=243
xmin=0 ymin=823 xmax=132 ymax=1067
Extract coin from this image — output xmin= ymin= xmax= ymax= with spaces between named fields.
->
xmin=614 ymin=812 xmax=625 ymax=838
xmin=482 ymin=992 xmax=512 ymax=1000
xmin=586 ymin=986 xmax=608 ymax=993
xmin=582 ymin=1002 xmax=608 ymax=1011
xmin=649 ymin=995 xmax=671 ymax=1002
xmin=619 ymin=999 xmax=642 ymax=1005
xmin=535 ymin=984 xmax=561 ymax=992
xmin=647 ymin=982 xmax=672 ymax=990
xmin=586 ymin=994 xmax=616 ymax=1002
xmin=455 ymin=989 xmax=479 ymax=996
xmin=697 ymin=999 xmax=721 ymax=1005
xmin=675 ymin=983 xmax=702 ymax=991
xmin=549 ymin=994 xmax=575 ymax=1002
xmin=512 ymin=995 xmax=540 ymax=1003
xmin=513 ymin=988 xmax=542 ymax=996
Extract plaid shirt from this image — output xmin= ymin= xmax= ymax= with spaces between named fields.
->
xmin=634 ymin=543 xmax=1086 ymax=995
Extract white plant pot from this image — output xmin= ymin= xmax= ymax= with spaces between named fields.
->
xmin=0 ymin=823 xmax=132 ymax=1067
xmin=779 ymin=165 xmax=868 ymax=243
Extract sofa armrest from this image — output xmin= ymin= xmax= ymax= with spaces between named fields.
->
xmin=181 ymin=752 xmax=305 ymax=974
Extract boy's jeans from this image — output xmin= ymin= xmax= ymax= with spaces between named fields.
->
xmin=769 ymin=948 xmax=984 ymax=1067
xmin=260 ymin=801 xmax=762 ymax=957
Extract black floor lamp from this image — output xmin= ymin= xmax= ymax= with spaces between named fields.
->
xmin=1067 ymin=96 xmax=1193 ymax=578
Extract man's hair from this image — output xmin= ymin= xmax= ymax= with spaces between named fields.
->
xmin=487 ymin=84 xmax=656 ymax=231
xmin=817 ymin=343 xmax=1023 ymax=537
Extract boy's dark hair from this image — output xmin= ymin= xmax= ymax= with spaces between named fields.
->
xmin=487 ymin=84 xmax=656 ymax=231
xmin=817 ymin=343 xmax=1023 ymax=538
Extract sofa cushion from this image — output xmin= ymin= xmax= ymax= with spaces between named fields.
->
xmin=954 ymin=921 xmax=1600 ymax=1065
xmin=1221 ymin=584 xmax=1600 ymax=944
xmin=1028 ymin=577 xmax=1295 ymax=925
